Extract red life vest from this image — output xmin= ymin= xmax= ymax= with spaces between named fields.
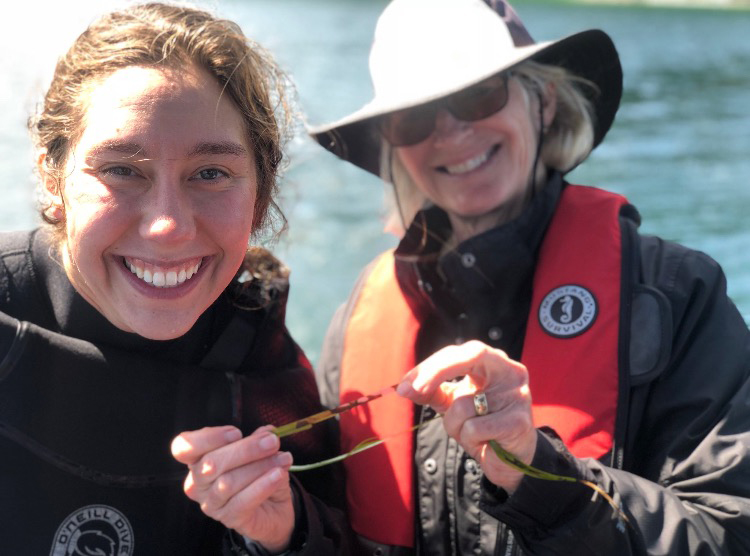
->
xmin=339 ymin=185 xmax=627 ymax=547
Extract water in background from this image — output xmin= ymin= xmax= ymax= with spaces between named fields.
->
xmin=1 ymin=0 xmax=748 ymax=363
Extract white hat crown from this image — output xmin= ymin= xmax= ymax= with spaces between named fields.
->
xmin=369 ymin=0 xmax=525 ymax=106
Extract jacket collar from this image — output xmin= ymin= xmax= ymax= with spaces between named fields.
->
xmin=394 ymin=171 xmax=564 ymax=305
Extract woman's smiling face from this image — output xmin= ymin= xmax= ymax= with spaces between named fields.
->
xmin=53 ymin=64 xmax=257 ymax=340
xmin=395 ymin=77 xmax=555 ymax=240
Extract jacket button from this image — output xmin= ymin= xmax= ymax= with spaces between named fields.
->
xmin=461 ymin=252 xmax=476 ymax=268
xmin=464 ymin=458 xmax=479 ymax=475
xmin=419 ymin=280 xmax=433 ymax=293
xmin=488 ymin=327 xmax=502 ymax=341
xmin=424 ymin=458 xmax=438 ymax=474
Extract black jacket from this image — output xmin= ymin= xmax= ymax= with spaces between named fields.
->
xmin=317 ymin=175 xmax=750 ymax=555
xmin=0 ymin=228 xmax=351 ymax=555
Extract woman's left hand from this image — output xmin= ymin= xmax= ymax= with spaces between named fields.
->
xmin=171 ymin=425 xmax=295 ymax=553
xmin=397 ymin=340 xmax=537 ymax=494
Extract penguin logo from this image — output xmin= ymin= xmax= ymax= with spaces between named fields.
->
xmin=538 ymin=285 xmax=597 ymax=338
xmin=49 ymin=505 xmax=134 ymax=556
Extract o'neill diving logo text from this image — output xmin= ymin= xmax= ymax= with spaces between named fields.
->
xmin=50 ymin=504 xmax=134 ymax=556
xmin=538 ymin=285 xmax=597 ymax=338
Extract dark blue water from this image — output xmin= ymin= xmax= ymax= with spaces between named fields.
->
xmin=2 ymin=0 xmax=748 ymax=362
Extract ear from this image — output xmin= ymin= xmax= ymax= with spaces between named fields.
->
xmin=38 ymin=150 xmax=65 ymax=221
xmin=38 ymin=150 xmax=60 ymax=197
xmin=541 ymin=82 xmax=557 ymax=131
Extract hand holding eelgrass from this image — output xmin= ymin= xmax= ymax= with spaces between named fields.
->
xmin=395 ymin=340 xmax=538 ymax=496
xmin=171 ymin=425 xmax=296 ymax=553
xmin=395 ymin=340 xmax=629 ymax=530
xmin=276 ymin=340 xmax=630 ymax=531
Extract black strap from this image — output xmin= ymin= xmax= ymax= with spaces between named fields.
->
xmin=0 ymin=420 xmax=184 ymax=488
xmin=200 ymin=312 xmax=257 ymax=372
xmin=0 ymin=317 xmax=27 ymax=381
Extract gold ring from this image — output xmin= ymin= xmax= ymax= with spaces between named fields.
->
xmin=473 ymin=392 xmax=489 ymax=416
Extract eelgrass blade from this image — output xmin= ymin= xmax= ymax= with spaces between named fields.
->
xmin=488 ymin=440 xmax=631 ymax=532
xmin=273 ymin=385 xmax=398 ymax=439
xmin=288 ymin=417 xmax=440 ymax=472
xmin=289 ymin=436 xmax=385 ymax=472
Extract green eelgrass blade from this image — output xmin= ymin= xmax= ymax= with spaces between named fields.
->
xmin=289 ymin=423 xmax=629 ymax=532
xmin=288 ymin=419 xmax=433 ymax=472
xmin=273 ymin=420 xmax=314 ymax=439
xmin=488 ymin=440 xmax=630 ymax=532
xmin=273 ymin=385 xmax=398 ymax=440
xmin=487 ymin=440 xmax=577 ymax=483
xmin=289 ymin=436 xmax=385 ymax=472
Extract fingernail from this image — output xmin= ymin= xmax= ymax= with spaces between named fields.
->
xmin=259 ymin=433 xmax=278 ymax=451
xmin=225 ymin=427 xmax=242 ymax=443
xmin=268 ymin=468 xmax=282 ymax=483
xmin=274 ymin=451 xmax=293 ymax=467
xmin=171 ymin=435 xmax=191 ymax=456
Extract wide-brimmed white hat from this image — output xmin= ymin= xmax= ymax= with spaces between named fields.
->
xmin=308 ymin=0 xmax=622 ymax=177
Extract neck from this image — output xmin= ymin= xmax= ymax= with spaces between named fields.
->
xmin=448 ymin=186 xmax=534 ymax=247
xmin=447 ymin=162 xmax=550 ymax=245
xmin=447 ymin=205 xmax=518 ymax=245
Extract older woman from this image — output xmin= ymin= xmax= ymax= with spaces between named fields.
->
xmin=309 ymin=0 xmax=750 ymax=554
xmin=0 ymin=3 xmax=350 ymax=555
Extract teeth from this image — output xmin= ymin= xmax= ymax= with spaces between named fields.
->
xmin=444 ymin=148 xmax=492 ymax=175
xmin=125 ymin=258 xmax=202 ymax=288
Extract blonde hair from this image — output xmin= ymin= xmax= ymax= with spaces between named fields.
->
xmin=381 ymin=61 xmax=597 ymax=235
xmin=30 ymin=2 xmax=293 ymax=239
xmin=515 ymin=61 xmax=596 ymax=172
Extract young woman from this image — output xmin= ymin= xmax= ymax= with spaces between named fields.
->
xmin=309 ymin=0 xmax=750 ymax=553
xmin=0 ymin=4 xmax=349 ymax=554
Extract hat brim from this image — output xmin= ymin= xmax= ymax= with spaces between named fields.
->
xmin=308 ymin=29 xmax=622 ymax=177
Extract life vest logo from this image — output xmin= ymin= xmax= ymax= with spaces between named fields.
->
xmin=49 ymin=504 xmax=134 ymax=556
xmin=538 ymin=285 xmax=597 ymax=338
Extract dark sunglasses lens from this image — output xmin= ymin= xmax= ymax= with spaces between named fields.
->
xmin=378 ymin=74 xmax=509 ymax=146
xmin=379 ymin=105 xmax=436 ymax=147
xmin=449 ymin=74 xmax=509 ymax=121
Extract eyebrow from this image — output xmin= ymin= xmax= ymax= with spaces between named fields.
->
xmin=187 ymin=141 xmax=249 ymax=158
xmin=87 ymin=141 xmax=144 ymax=159
xmin=85 ymin=140 xmax=249 ymax=161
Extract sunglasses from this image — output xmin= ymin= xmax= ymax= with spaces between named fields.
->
xmin=377 ymin=72 xmax=511 ymax=147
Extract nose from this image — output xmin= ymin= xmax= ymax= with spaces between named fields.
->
xmin=140 ymin=178 xmax=196 ymax=244
xmin=432 ymin=108 xmax=472 ymax=145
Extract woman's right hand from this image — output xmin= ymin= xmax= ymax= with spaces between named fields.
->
xmin=397 ymin=340 xmax=537 ymax=494
xmin=171 ymin=425 xmax=295 ymax=553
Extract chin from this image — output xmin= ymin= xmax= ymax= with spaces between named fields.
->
xmin=140 ymin=330 xmax=189 ymax=341
xmin=128 ymin=318 xmax=198 ymax=341
xmin=454 ymin=203 xmax=504 ymax=218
